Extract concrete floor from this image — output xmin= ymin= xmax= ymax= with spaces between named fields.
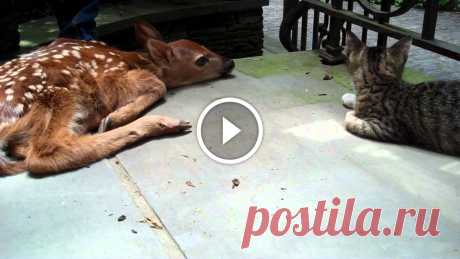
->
xmin=1 ymin=51 xmax=459 ymax=259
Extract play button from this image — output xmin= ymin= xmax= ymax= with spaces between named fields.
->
xmin=197 ymin=97 xmax=263 ymax=164
xmin=222 ymin=117 xmax=241 ymax=145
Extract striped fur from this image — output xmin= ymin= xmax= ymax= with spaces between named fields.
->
xmin=343 ymin=31 xmax=460 ymax=156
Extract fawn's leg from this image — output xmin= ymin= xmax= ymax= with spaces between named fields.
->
xmin=344 ymin=111 xmax=402 ymax=142
xmin=99 ymin=94 xmax=162 ymax=132
xmin=27 ymin=115 xmax=191 ymax=175
xmin=99 ymin=69 xmax=167 ymax=132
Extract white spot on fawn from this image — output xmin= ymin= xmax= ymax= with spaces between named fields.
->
xmin=6 ymin=95 xmax=13 ymax=101
xmin=105 ymin=67 xmax=121 ymax=73
xmin=25 ymin=92 xmax=34 ymax=99
xmin=28 ymin=85 xmax=36 ymax=90
xmin=19 ymin=76 xmax=27 ymax=81
xmin=33 ymin=70 xmax=43 ymax=77
xmin=71 ymin=50 xmax=81 ymax=59
xmin=16 ymin=67 xmax=26 ymax=73
xmin=5 ymin=88 xmax=14 ymax=94
xmin=91 ymin=60 xmax=98 ymax=69
xmin=94 ymin=54 xmax=106 ymax=60
xmin=53 ymin=54 xmax=64 ymax=59
xmin=14 ymin=103 xmax=24 ymax=114
xmin=61 ymin=69 xmax=71 ymax=75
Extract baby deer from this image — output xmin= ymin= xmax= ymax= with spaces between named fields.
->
xmin=0 ymin=21 xmax=234 ymax=176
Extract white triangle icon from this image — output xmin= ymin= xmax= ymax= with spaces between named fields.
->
xmin=222 ymin=117 xmax=241 ymax=145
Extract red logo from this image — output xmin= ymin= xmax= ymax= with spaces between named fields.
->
xmin=241 ymin=197 xmax=440 ymax=249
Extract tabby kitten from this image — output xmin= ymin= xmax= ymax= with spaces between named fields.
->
xmin=343 ymin=31 xmax=460 ymax=155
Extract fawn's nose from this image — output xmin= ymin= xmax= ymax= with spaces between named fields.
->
xmin=222 ymin=58 xmax=235 ymax=75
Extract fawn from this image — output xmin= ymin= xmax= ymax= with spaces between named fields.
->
xmin=0 ymin=21 xmax=235 ymax=176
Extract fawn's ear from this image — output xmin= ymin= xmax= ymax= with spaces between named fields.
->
xmin=134 ymin=21 xmax=163 ymax=47
xmin=345 ymin=31 xmax=363 ymax=54
xmin=146 ymin=39 xmax=174 ymax=64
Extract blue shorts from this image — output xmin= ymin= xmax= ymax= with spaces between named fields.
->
xmin=57 ymin=0 xmax=99 ymax=40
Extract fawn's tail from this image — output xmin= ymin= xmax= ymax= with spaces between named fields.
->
xmin=0 ymin=159 xmax=27 ymax=176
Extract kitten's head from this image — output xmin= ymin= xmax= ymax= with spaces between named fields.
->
xmin=344 ymin=31 xmax=412 ymax=83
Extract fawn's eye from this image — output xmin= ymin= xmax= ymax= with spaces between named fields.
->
xmin=195 ymin=56 xmax=209 ymax=67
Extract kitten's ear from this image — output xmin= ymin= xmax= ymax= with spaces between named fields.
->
xmin=389 ymin=37 xmax=412 ymax=59
xmin=345 ymin=31 xmax=363 ymax=54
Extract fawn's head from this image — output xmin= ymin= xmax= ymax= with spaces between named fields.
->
xmin=134 ymin=21 xmax=234 ymax=88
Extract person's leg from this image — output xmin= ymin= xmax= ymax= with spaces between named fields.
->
xmin=72 ymin=0 xmax=99 ymax=40
xmin=47 ymin=0 xmax=99 ymax=40
xmin=47 ymin=0 xmax=77 ymax=38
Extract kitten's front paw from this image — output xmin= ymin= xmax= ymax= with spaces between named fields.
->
xmin=342 ymin=93 xmax=356 ymax=109
xmin=345 ymin=111 xmax=357 ymax=124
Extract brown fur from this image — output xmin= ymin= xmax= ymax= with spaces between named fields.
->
xmin=0 ymin=21 xmax=234 ymax=176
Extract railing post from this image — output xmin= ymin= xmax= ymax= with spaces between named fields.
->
xmin=422 ymin=0 xmax=439 ymax=40
xmin=377 ymin=0 xmax=392 ymax=47
xmin=283 ymin=0 xmax=300 ymax=19
xmin=284 ymin=0 xmax=300 ymax=47
xmin=319 ymin=0 xmax=345 ymax=65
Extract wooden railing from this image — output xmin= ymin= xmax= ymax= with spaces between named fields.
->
xmin=279 ymin=0 xmax=460 ymax=64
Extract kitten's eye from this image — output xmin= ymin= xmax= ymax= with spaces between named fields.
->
xmin=195 ymin=56 xmax=209 ymax=67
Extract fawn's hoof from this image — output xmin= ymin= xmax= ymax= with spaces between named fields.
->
xmin=178 ymin=120 xmax=192 ymax=130
xmin=98 ymin=116 xmax=112 ymax=133
xmin=159 ymin=119 xmax=192 ymax=133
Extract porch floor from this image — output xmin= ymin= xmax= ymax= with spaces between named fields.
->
xmin=1 ymin=50 xmax=459 ymax=259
